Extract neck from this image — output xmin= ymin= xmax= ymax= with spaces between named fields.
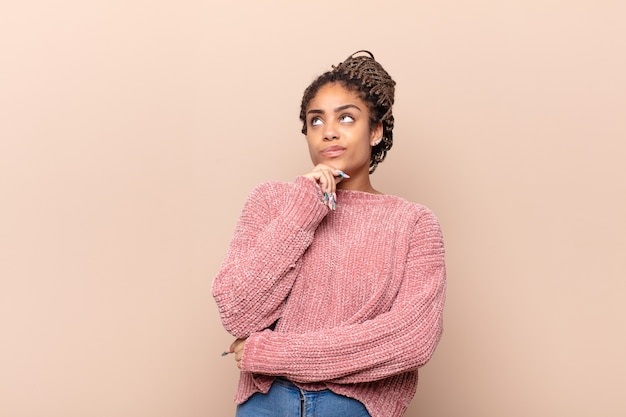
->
xmin=337 ymin=176 xmax=382 ymax=194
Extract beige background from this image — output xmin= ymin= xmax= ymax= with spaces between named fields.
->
xmin=1 ymin=1 xmax=625 ymax=416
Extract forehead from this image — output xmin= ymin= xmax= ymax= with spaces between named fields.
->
xmin=307 ymin=82 xmax=366 ymax=110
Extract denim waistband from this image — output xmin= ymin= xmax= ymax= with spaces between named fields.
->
xmin=236 ymin=377 xmax=370 ymax=417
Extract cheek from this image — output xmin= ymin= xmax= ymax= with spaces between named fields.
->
xmin=359 ymin=142 xmax=373 ymax=160
xmin=306 ymin=138 xmax=320 ymax=163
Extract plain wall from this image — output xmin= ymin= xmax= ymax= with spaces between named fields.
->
xmin=1 ymin=1 xmax=625 ymax=416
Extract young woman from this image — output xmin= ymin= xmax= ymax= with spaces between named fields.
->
xmin=212 ymin=51 xmax=446 ymax=417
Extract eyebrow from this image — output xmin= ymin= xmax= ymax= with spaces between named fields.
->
xmin=307 ymin=104 xmax=362 ymax=115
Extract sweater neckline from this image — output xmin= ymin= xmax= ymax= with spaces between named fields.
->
xmin=335 ymin=188 xmax=402 ymax=204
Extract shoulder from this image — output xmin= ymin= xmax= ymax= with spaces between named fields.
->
xmin=385 ymin=195 xmax=439 ymax=221
xmin=385 ymin=196 xmax=444 ymax=240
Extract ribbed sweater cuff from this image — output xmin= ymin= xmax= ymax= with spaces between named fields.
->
xmin=241 ymin=330 xmax=275 ymax=374
xmin=282 ymin=176 xmax=328 ymax=232
xmin=241 ymin=330 xmax=327 ymax=379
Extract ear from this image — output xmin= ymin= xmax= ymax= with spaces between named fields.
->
xmin=370 ymin=122 xmax=383 ymax=146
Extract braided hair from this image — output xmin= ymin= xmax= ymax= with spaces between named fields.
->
xmin=299 ymin=51 xmax=396 ymax=173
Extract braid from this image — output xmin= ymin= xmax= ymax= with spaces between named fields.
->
xmin=300 ymin=51 xmax=396 ymax=173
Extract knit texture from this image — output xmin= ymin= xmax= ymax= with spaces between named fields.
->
xmin=212 ymin=176 xmax=446 ymax=417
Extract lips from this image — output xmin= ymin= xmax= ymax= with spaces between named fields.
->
xmin=321 ymin=145 xmax=346 ymax=158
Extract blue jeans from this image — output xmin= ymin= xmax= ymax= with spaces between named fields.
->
xmin=235 ymin=378 xmax=371 ymax=417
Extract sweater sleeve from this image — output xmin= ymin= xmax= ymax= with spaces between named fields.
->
xmin=240 ymin=209 xmax=446 ymax=384
xmin=212 ymin=177 xmax=329 ymax=338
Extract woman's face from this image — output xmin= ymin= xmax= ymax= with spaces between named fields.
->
xmin=304 ymin=82 xmax=382 ymax=179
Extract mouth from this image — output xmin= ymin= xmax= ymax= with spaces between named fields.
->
xmin=321 ymin=145 xmax=346 ymax=158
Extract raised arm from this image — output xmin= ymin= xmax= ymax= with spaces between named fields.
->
xmin=212 ymin=177 xmax=329 ymax=338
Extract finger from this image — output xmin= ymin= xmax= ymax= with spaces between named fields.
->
xmin=327 ymin=170 xmax=337 ymax=193
xmin=326 ymin=168 xmax=350 ymax=190
xmin=303 ymin=168 xmax=333 ymax=194
xmin=318 ymin=171 xmax=332 ymax=194
xmin=229 ymin=337 xmax=246 ymax=353
xmin=228 ymin=340 xmax=238 ymax=353
xmin=323 ymin=168 xmax=338 ymax=193
xmin=335 ymin=170 xmax=350 ymax=182
xmin=301 ymin=170 xmax=323 ymax=186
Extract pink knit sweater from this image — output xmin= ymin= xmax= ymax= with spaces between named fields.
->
xmin=212 ymin=176 xmax=446 ymax=417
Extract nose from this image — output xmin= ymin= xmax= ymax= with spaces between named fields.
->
xmin=323 ymin=121 xmax=339 ymax=141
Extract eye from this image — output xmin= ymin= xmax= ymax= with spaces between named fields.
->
xmin=310 ymin=117 xmax=323 ymax=126
xmin=339 ymin=114 xmax=355 ymax=123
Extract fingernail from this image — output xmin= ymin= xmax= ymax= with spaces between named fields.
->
xmin=337 ymin=170 xmax=350 ymax=179
xmin=221 ymin=351 xmax=232 ymax=356
xmin=328 ymin=192 xmax=337 ymax=210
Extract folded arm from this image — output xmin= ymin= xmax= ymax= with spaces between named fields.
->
xmin=240 ymin=210 xmax=446 ymax=383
